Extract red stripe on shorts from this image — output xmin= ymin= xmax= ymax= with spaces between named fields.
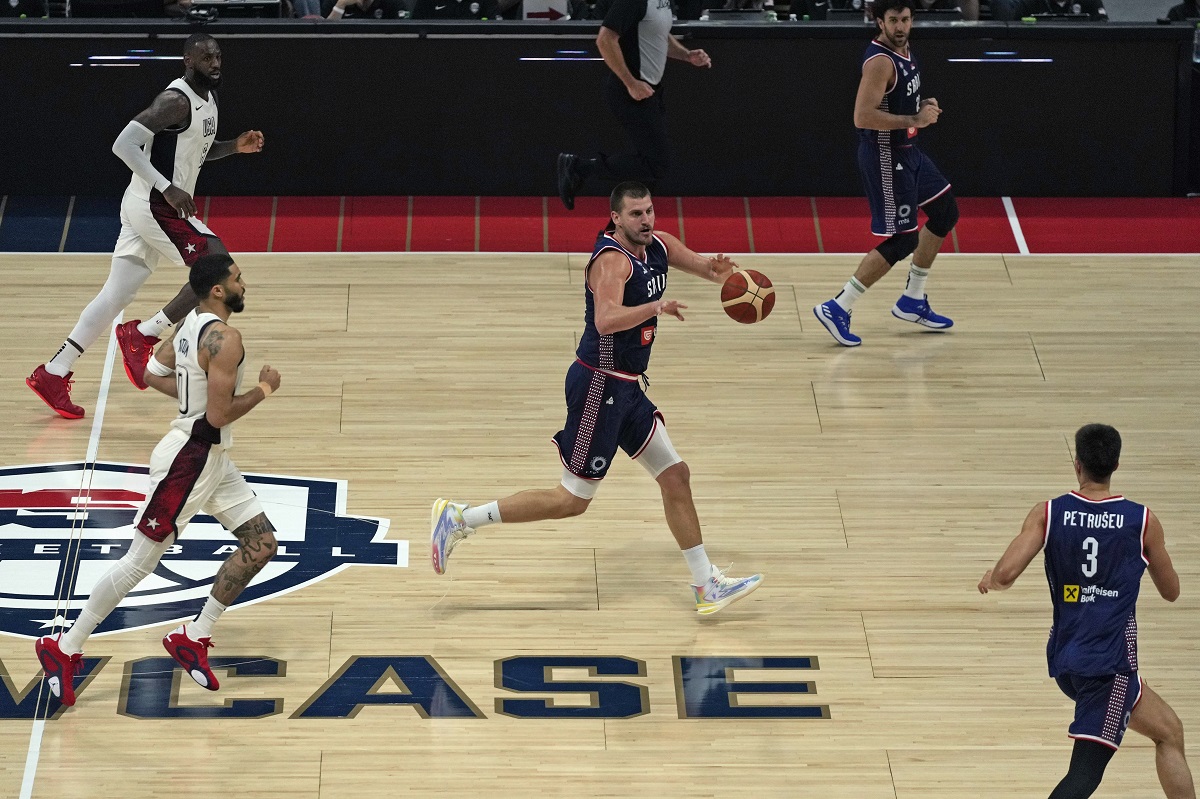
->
xmin=137 ymin=436 xmax=212 ymax=542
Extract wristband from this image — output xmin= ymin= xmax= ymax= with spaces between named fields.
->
xmin=258 ymin=381 xmax=274 ymax=398
xmin=330 ymin=5 xmax=344 ymax=14
xmin=146 ymin=354 xmax=173 ymax=378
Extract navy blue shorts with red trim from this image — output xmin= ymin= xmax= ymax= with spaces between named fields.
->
xmin=552 ymin=360 xmax=661 ymax=481
xmin=857 ymin=140 xmax=951 ymax=237
xmin=1056 ymin=671 xmax=1143 ymax=750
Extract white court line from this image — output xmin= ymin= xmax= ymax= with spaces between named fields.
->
xmin=6 ymin=250 xmax=1200 ymax=258
xmin=1002 ymin=196 xmax=1030 ymax=255
xmin=20 ymin=314 xmax=122 ymax=799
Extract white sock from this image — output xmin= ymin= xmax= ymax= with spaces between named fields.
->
xmin=683 ymin=544 xmax=713 ymax=585
xmin=60 ymin=608 xmax=106 ymax=655
xmin=833 ymin=277 xmax=867 ymax=312
xmin=188 ymin=595 xmax=228 ymax=640
xmin=903 ymin=265 xmax=930 ymax=299
xmin=138 ymin=310 xmax=173 ymax=339
xmin=462 ymin=501 xmax=501 ymax=529
xmin=46 ymin=340 xmax=84 ymax=377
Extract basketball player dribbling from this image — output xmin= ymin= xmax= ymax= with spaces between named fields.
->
xmin=35 ymin=254 xmax=283 ymax=706
xmin=431 ymin=182 xmax=762 ymax=615
xmin=979 ymin=424 xmax=1196 ymax=799
xmin=27 ymin=33 xmax=264 ymax=420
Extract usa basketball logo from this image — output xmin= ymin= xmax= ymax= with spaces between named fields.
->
xmin=0 ymin=462 xmax=404 ymax=639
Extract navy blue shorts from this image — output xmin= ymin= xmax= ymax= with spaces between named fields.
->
xmin=1055 ymin=671 xmax=1143 ymax=750
xmin=552 ymin=360 xmax=662 ymax=481
xmin=857 ymin=141 xmax=951 ymax=237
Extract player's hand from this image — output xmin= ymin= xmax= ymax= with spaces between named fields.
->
xmin=162 ymin=185 xmax=197 ymax=219
xmin=920 ymin=97 xmax=940 ymax=110
xmin=654 ymin=299 xmax=687 ymax=321
xmin=687 ymin=49 xmax=711 ymax=68
xmin=627 ymin=80 xmax=655 ymax=101
xmin=978 ymin=569 xmax=1008 ymax=594
xmin=706 ymin=254 xmax=738 ymax=283
xmin=915 ymin=102 xmax=941 ymax=128
xmin=237 ymin=130 xmax=264 ymax=154
xmin=259 ymin=365 xmax=282 ymax=392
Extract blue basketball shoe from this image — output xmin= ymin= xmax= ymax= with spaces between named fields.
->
xmin=814 ymin=300 xmax=862 ymax=347
xmin=431 ymin=498 xmax=474 ymax=575
xmin=691 ymin=567 xmax=763 ymax=615
xmin=892 ymin=295 xmax=953 ymax=329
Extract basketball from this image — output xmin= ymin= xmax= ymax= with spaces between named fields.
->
xmin=721 ymin=269 xmax=775 ymax=324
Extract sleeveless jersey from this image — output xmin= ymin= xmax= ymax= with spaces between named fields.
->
xmin=1043 ymin=491 xmax=1149 ymax=678
xmin=171 ymin=309 xmax=244 ymax=449
xmin=126 ymin=78 xmax=218 ymax=201
xmin=858 ymin=39 xmax=921 ymax=149
xmin=576 ymin=232 xmax=669 ymax=377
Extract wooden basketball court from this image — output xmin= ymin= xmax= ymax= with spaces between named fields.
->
xmin=1 ymin=250 xmax=1196 ymax=798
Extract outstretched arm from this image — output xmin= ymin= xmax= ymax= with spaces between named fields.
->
xmin=654 ymin=231 xmax=737 ymax=284
xmin=979 ymin=502 xmax=1047 ymax=593
xmin=205 ymin=130 xmax=265 ymax=161
xmin=590 ymin=250 xmax=686 ymax=335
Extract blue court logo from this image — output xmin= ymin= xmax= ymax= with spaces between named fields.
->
xmin=0 ymin=462 xmax=404 ymax=639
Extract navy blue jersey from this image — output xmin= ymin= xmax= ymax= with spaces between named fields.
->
xmin=1043 ymin=491 xmax=1149 ymax=678
xmin=858 ymin=39 xmax=922 ymax=149
xmin=576 ymin=232 xmax=669 ymax=377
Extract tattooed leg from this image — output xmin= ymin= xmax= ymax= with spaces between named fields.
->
xmin=211 ymin=512 xmax=277 ymax=605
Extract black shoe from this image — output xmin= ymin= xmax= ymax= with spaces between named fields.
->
xmin=557 ymin=153 xmax=584 ymax=211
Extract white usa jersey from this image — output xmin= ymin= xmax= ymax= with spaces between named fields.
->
xmin=126 ymin=77 xmax=218 ymax=201
xmin=171 ymin=309 xmax=243 ymax=449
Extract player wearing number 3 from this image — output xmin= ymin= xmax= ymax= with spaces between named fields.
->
xmin=432 ymin=182 xmax=762 ymax=615
xmin=979 ymin=424 xmax=1195 ymax=799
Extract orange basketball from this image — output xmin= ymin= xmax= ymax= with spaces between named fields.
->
xmin=721 ymin=269 xmax=775 ymax=324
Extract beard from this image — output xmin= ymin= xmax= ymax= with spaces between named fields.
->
xmin=192 ymin=70 xmax=222 ymax=91
xmin=224 ymin=292 xmax=245 ymax=314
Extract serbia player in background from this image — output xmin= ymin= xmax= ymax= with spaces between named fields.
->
xmin=814 ymin=0 xmax=959 ymax=348
xmin=431 ymin=182 xmax=762 ymax=616
xmin=979 ymin=424 xmax=1195 ymax=799
xmin=27 ymin=33 xmax=264 ymax=420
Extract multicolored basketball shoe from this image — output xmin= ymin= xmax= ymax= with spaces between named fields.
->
xmin=34 ymin=634 xmax=82 ymax=706
xmin=163 ymin=624 xmax=220 ymax=690
xmin=430 ymin=498 xmax=474 ymax=575
xmin=892 ymin=294 xmax=953 ymax=329
xmin=691 ymin=568 xmax=764 ymax=615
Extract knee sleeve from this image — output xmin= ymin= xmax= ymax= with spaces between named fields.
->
xmin=874 ymin=231 xmax=920 ymax=266
xmin=922 ymin=192 xmax=959 ymax=238
xmin=561 ymin=468 xmax=601 ymax=500
xmin=69 ymin=255 xmax=152 ymax=350
xmin=634 ymin=419 xmax=683 ymax=479
xmin=1048 ymin=740 xmax=1115 ymax=799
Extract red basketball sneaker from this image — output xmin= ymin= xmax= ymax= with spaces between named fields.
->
xmin=115 ymin=320 xmax=159 ymax=390
xmin=162 ymin=625 xmax=220 ymax=690
xmin=27 ymin=365 xmax=85 ymax=419
xmin=35 ymin=634 xmax=82 ymax=706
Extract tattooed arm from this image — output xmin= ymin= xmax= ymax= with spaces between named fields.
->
xmin=200 ymin=323 xmax=275 ymax=428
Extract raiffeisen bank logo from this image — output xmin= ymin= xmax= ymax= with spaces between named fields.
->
xmin=0 ymin=462 xmax=404 ymax=639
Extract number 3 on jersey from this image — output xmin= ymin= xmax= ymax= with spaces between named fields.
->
xmin=1081 ymin=536 xmax=1099 ymax=578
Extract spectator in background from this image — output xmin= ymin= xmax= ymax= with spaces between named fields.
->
xmin=1167 ymin=0 xmax=1199 ymax=19
xmin=1017 ymin=0 xmax=1106 ymax=18
xmin=324 ymin=0 xmax=404 ymax=18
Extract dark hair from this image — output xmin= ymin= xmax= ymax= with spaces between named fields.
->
xmin=189 ymin=253 xmax=235 ymax=299
xmin=1075 ymin=424 xmax=1121 ymax=482
xmin=872 ymin=0 xmax=915 ymax=19
xmin=184 ymin=33 xmax=217 ymax=56
xmin=610 ymin=181 xmax=651 ymax=213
